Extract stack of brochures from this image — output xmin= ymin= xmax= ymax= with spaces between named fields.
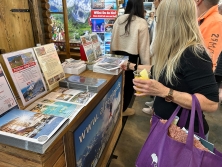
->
xmin=62 ymin=59 xmax=86 ymax=75
xmin=59 ymin=75 xmax=107 ymax=93
xmin=93 ymin=54 xmax=129 ymax=75
xmin=0 ymin=108 xmax=68 ymax=154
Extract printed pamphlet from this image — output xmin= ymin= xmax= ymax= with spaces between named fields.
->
xmin=0 ymin=64 xmax=18 ymax=115
xmin=2 ymin=48 xmax=47 ymax=106
xmin=33 ymin=43 xmax=65 ymax=90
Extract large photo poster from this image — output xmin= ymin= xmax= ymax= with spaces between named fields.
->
xmin=33 ymin=43 xmax=65 ymax=90
xmin=0 ymin=64 xmax=17 ymax=115
xmin=2 ymin=49 xmax=47 ymax=106
xmin=74 ymin=75 xmax=122 ymax=167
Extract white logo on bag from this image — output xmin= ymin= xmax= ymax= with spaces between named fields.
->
xmin=151 ymin=153 xmax=158 ymax=167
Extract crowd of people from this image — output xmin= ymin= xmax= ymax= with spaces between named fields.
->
xmin=111 ymin=0 xmax=222 ymax=141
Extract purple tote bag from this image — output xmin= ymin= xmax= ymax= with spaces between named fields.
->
xmin=135 ymin=95 xmax=222 ymax=167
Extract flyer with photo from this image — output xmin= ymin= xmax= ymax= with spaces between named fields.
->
xmin=0 ymin=64 xmax=18 ymax=115
xmin=2 ymin=48 xmax=47 ymax=106
xmin=45 ymin=88 xmax=97 ymax=106
xmin=26 ymin=98 xmax=83 ymax=120
xmin=33 ymin=43 xmax=65 ymax=90
xmin=90 ymin=33 xmax=102 ymax=58
xmin=80 ymin=35 xmax=96 ymax=62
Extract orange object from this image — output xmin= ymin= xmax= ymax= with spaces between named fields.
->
xmin=198 ymin=5 xmax=222 ymax=71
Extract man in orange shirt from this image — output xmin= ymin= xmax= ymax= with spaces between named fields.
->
xmin=196 ymin=0 xmax=222 ymax=72
xmin=196 ymin=0 xmax=222 ymax=88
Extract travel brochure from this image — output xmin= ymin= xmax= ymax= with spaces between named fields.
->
xmin=33 ymin=43 xmax=65 ymax=90
xmin=80 ymin=34 xmax=97 ymax=62
xmin=59 ymin=75 xmax=107 ymax=92
xmin=45 ymin=87 xmax=97 ymax=106
xmin=90 ymin=33 xmax=103 ymax=58
xmin=25 ymin=98 xmax=83 ymax=120
xmin=93 ymin=54 xmax=128 ymax=75
xmin=0 ymin=108 xmax=68 ymax=154
xmin=0 ymin=64 xmax=18 ymax=115
xmin=2 ymin=48 xmax=47 ymax=106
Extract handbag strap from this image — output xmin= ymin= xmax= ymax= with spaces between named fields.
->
xmin=177 ymin=95 xmax=205 ymax=139
xmin=164 ymin=95 xmax=205 ymax=150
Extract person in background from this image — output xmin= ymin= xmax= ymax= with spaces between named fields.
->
xmin=218 ymin=3 xmax=222 ymax=103
xmin=196 ymin=0 xmax=222 ymax=88
xmin=111 ymin=0 xmax=150 ymax=116
xmin=124 ymin=0 xmax=219 ymax=140
xmin=142 ymin=0 xmax=162 ymax=115
xmin=147 ymin=12 xmax=155 ymax=29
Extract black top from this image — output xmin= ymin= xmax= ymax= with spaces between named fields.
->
xmin=215 ymin=52 xmax=222 ymax=77
xmin=153 ymin=47 xmax=219 ymax=134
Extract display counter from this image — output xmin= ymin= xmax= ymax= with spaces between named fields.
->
xmin=0 ymin=70 xmax=123 ymax=167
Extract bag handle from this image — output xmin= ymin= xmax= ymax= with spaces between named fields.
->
xmin=164 ymin=94 xmax=204 ymax=150
xmin=177 ymin=95 xmax=205 ymax=139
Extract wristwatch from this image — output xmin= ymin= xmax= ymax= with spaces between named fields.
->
xmin=165 ymin=88 xmax=174 ymax=102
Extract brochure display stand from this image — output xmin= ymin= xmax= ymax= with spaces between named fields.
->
xmin=0 ymin=70 xmax=123 ymax=167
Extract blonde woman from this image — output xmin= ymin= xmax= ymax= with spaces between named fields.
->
xmin=126 ymin=0 xmax=219 ymax=139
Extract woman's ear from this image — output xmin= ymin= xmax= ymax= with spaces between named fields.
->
xmin=195 ymin=0 xmax=203 ymax=6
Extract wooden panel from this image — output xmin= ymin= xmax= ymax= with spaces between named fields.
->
xmin=28 ymin=0 xmax=44 ymax=44
xmin=0 ymin=144 xmax=42 ymax=162
xmin=64 ymin=132 xmax=75 ymax=167
xmin=0 ymin=161 xmax=17 ymax=167
xmin=0 ymin=0 xmax=35 ymax=52
xmin=41 ymin=138 xmax=64 ymax=163
xmin=0 ymin=149 xmax=42 ymax=167
xmin=43 ymin=140 xmax=65 ymax=167
xmin=53 ymin=153 xmax=66 ymax=167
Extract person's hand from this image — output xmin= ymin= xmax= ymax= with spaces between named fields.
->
xmin=133 ymin=78 xmax=168 ymax=97
xmin=120 ymin=61 xmax=128 ymax=70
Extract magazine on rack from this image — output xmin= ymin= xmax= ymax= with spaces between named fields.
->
xmin=45 ymin=87 xmax=97 ymax=106
xmin=59 ymin=75 xmax=107 ymax=92
xmin=25 ymin=98 xmax=83 ymax=121
xmin=0 ymin=108 xmax=68 ymax=154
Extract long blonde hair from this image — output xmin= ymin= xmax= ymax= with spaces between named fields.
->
xmin=153 ymin=0 xmax=205 ymax=84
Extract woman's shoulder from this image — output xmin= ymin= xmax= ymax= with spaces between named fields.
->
xmin=132 ymin=16 xmax=148 ymax=30
xmin=182 ymin=47 xmax=211 ymax=61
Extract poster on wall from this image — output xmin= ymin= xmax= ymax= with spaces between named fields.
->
xmin=0 ymin=64 xmax=18 ymax=115
xmin=90 ymin=0 xmax=117 ymax=55
xmin=33 ymin=43 xmax=65 ymax=90
xmin=2 ymin=49 xmax=47 ymax=107
xmin=74 ymin=75 xmax=122 ymax=167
